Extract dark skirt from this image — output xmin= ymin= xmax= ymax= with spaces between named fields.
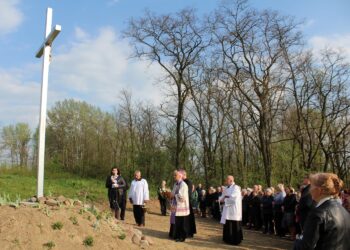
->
xmin=187 ymin=206 xmax=197 ymax=237
xmin=223 ymin=220 xmax=243 ymax=245
xmin=169 ymin=216 xmax=190 ymax=240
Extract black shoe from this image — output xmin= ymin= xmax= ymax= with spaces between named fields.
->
xmin=176 ymin=238 xmax=185 ymax=242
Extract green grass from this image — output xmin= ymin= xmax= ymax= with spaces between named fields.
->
xmin=43 ymin=241 xmax=56 ymax=249
xmin=0 ymin=166 xmax=159 ymax=203
xmin=51 ymin=221 xmax=63 ymax=230
xmin=0 ymin=167 xmax=106 ymax=202
xmin=69 ymin=216 xmax=79 ymax=225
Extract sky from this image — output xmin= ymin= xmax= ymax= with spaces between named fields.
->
xmin=0 ymin=0 xmax=350 ymax=129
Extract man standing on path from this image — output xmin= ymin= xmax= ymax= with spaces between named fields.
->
xmin=180 ymin=169 xmax=197 ymax=237
xmin=128 ymin=170 xmax=149 ymax=226
xmin=220 ymin=175 xmax=243 ymax=245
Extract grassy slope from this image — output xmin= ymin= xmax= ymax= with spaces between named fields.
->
xmin=0 ymin=167 xmax=106 ymax=202
xmin=0 ymin=167 xmax=158 ymax=202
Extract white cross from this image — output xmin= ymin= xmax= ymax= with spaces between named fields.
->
xmin=35 ymin=7 xmax=61 ymax=198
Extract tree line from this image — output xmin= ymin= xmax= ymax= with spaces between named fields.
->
xmin=1 ymin=1 xmax=349 ymax=188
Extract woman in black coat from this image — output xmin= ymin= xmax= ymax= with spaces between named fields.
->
xmin=282 ymin=186 xmax=298 ymax=240
xmin=105 ymin=167 xmax=127 ymax=220
xmin=294 ymin=173 xmax=350 ymax=250
xmin=261 ymin=188 xmax=274 ymax=234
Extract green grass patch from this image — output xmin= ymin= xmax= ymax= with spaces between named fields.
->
xmin=51 ymin=221 xmax=63 ymax=230
xmin=43 ymin=241 xmax=55 ymax=249
xmin=69 ymin=216 xmax=79 ymax=225
xmin=118 ymin=233 xmax=126 ymax=240
xmin=83 ymin=236 xmax=94 ymax=247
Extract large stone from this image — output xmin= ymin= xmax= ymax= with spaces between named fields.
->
xmin=56 ymin=195 xmax=66 ymax=203
xmin=28 ymin=196 xmax=38 ymax=202
xmin=133 ymin=228 xmax=143 ymax=238
xmin=64 ymin=199 xmax=74 ymax=206
xmin=38 ymin=197 xmax=46 ymax=204
xmin=132 ymin=233 xmax=142 ymax=245
xmin=73 ymin=200 xmax=83 ymax=206
xmin=140 ymin=239 xmax=149 ymax=249
xmin=142 ymin=236 xmax=154 ymax=246
xmin=45 ymin=199 xmax=59 ymax=206
xmin=20 ymin=201 xmax=38 ymax=207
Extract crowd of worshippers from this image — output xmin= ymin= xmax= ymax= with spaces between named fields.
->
xmin=159 ymin=173 xmax=350 ymax=248
xmin=107 ymin=167 xmax=350 ymax=248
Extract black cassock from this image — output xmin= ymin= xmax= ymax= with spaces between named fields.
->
xmin=183 ymin=178 xmax=197 ymax=237
xmin=223 ymin=220 xmax=243 ymax=245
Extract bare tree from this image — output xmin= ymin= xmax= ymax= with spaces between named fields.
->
xmin=124 ymin=8 xmax=209 ymax=169
xmin=212 ymin=2 xmax=302 ymax=185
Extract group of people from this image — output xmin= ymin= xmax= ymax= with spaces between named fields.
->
xmin=107 ymin=167 xmax=350 ymax=249
xmin=240 ymin=175 xmax=350 ymax=244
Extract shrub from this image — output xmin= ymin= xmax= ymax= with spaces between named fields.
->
xmin=69 ymin=216 xmax=78 ymax=225
xmin=43 ymin=241 xmax=55 ymax=249
xmin=51 ymin=222 xmax=63 ymax=230
xmin=118 ymin=233 xmax=126 ymax=240
xmin=83 ymin=236 xmax=94 ymax=247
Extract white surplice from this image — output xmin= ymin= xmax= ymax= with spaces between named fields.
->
xmin=128 ymin=179 xmax=149 ymax=205
xmin=220 ymin=183 xmax=242 ymax=224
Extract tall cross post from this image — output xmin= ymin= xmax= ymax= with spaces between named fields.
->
xmin=35 ymin=7 xmax=61 ymax=198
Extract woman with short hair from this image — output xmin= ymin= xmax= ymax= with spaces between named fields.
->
xmin=274 ymin=183 xmax=286 ymax=237
xmin=294 ymin=173 xmax=350 ymax=250
xmin=261 ymin=188 xmax=274 ymax=234
xmin=282 ymin=186 xmax=298 ymax=240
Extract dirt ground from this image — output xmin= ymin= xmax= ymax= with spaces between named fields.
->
xmin=0 ymin=199 xmax=293 ymax=250
xmin=122 ymin=200 xmax=293 ymax=250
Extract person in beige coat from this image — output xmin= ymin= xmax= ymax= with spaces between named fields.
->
xmin=169 ymin=170 xmax=190 ymax=242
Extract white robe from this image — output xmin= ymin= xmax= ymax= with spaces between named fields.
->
xmin=128 ymin=179 xmax=149 ymax=205
xmin=220 ymin=183 xmax=242 ymax=224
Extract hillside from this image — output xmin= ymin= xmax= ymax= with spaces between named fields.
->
xmin=0 ymin=197 xmax=293 ymax=250
xmin=0 ymin=197 xmax=142 ymax=250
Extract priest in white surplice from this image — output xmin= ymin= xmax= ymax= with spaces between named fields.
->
xmin=219 ymin=175 xmax=243 ymax=245
xmin=128 ymin=170 xmax=149 ymax=226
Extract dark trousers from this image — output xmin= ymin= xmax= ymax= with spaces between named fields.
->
xmin=263 ymin=213 xmax=274 ymax=233
xmin=274 ymin=211 xmax=285 ymax=236
xmin=187 ymin=205 xmax=197 ymax=237
xmin=159 ymin=199 xmax=167 ymax=216
xmin=133 ymin=205 xmax=145 ymax=226
xmin=120 ymin=199 xmax=126 ymax=220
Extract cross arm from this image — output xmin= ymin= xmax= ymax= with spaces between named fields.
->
xmin=35 ymin=24 xmax=62 ymax=58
